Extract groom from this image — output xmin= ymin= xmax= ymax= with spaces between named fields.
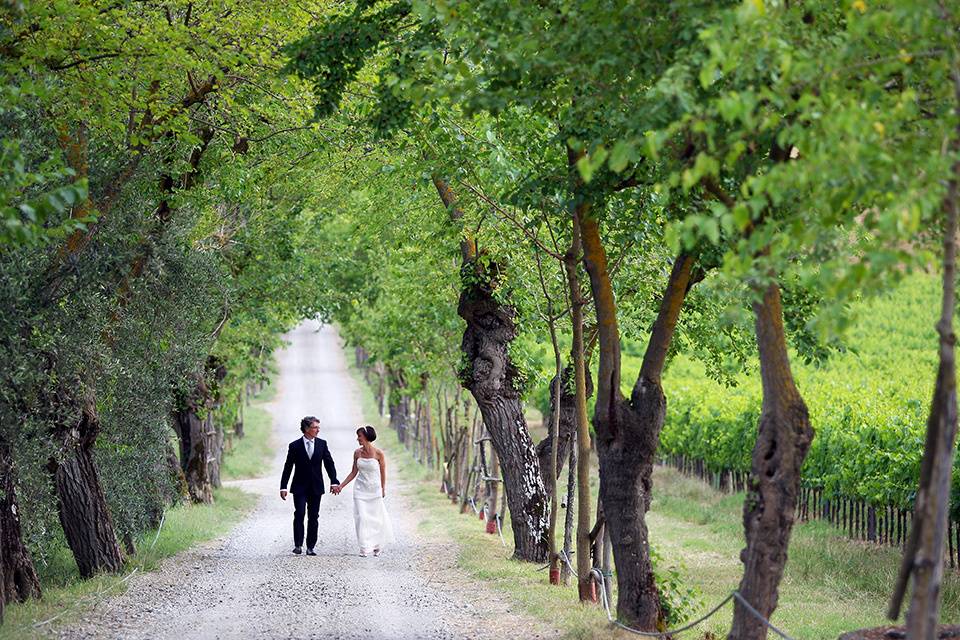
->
xmin=280 ymin=416 xmax=339 ymax=556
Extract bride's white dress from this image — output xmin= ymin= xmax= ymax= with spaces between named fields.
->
xmin=353 ymin=457 xmax=395 ymax=554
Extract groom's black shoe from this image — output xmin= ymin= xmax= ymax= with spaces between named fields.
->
xmin=293 ymin=547 xmax=302 ymax=555
xmin=306 ymin=549 xmax=317 ymax=556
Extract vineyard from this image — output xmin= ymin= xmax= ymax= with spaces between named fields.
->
xmin=659 ymin=273 xmax=938 ymax=506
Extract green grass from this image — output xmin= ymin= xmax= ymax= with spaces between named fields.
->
xmin=221 ymin=381 xmax=277 ymax=480
xmin=346 ymin=342 xmax=960 ymax=640
xmin=2 ymin=487 xmax=255 ymax=640
xmin=646 ymin=467 xmax=960 ymax=638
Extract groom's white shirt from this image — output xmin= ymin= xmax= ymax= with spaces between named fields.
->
xmin=302 ymin=435 xmax=315 ymax=459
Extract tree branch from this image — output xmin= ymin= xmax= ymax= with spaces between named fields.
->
xmin=456 ymin=179 xmax=565 ymax=261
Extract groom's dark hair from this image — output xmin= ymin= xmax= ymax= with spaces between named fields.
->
xmin=300 ymin=416 xmax=319 ymax=432
xmin=357 ymin=426 xmax=377 ymax=442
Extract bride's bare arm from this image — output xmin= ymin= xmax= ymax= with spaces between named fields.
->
xmin=335 ymin=450 xmax=361 ymax=493
xmin=378 ymin=450 xmax=387 ymax=497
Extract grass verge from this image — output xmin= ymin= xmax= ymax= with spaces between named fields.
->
xmin=648 ymin=468 xmax=960 ymax=638
xmin=222 ymin=381 xmax=277 ymax=480
xmin=2 ymin=487 xmax=255 ymax=640
xmin=346 ymin=352 xmax=960 ymax=639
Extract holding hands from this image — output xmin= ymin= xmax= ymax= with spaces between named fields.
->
xmin=330 ymin=484 xmax=341 ymax=495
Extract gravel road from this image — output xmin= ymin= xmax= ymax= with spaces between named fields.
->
xmin=55 ymin=322 xmax=555 ymax=640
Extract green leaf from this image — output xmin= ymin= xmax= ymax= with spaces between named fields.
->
xmin=608 ymin=140 xmax=634 ymax=173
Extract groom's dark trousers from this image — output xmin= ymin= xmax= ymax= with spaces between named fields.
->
xmin=292 ymin=493 xmax=321 ymax=550
xmin=281 ymin=437 xmax=338 ymax=550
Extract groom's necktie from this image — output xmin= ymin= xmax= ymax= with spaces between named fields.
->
xmin=306 ymin=439 xmax=313 ymax=459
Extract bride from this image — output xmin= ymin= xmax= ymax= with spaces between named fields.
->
xmin=332 ymin=426 xmax=394 ymax=556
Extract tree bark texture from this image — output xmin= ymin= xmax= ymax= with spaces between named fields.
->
xmin=50 ymin=400 xmax=125 ymax=578
xmin=234 ymin=392 xmax=245 ymax=439
xmin=458 ymin=266 xmax=550 ymax=563
xmin=545 ymin=314 xmax=563 ymax=583
xmin=486 ymin=446 xmax=501 ymax=533
xmin=536 ymin=366 xmax=580 ymax=499
xmin=1 ymin=441 xmax=41 ymax=620
xmin=579 ymin=199 xmax=696 ymax=627
xmin=896 ymin=58 xmax=960 ymax=639
xmin=207 ymin=414 xmax=223 ymax=489
xmin=566 ymin=209 xmax=597 ymax=599
xmin=560 ymin=440 xmax=577 ymax=585
xmin=728 ymin=281 xmax=813 ymax=640
xmin=388 ymin=368 xmax=412 ymax=445
xmin=207 ymin=358 xmax=227 ymax=490
xmin=434 ymin=176 xmax=548 ymax=562
xmin=173 ymin=376 xmax=214 ymax=504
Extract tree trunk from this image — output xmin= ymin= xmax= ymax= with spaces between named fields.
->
xmin=728 ymin=281 xmax=813 ymax=640
xmin=566 ymin=210 xmax=597 ymax=600
xmin=173 ymin=377 xmax=214 ymax=504
xmin=165 ymin=440 xmax=188 ymax=499
xmin=458 ymin=270 xmax=550 ymax=562
xmin=1 ymin=440 xmax=41 ymax=620
xmin=889 ymin=58 xmax=960 ymax=638
xmin=234 ymin=391 xmax=244 ymax=439
xmin=560 ymin=441 xmax=577 ymax=585
xmin=434 ymin=175 xmax=548 ymax=562
xmin=50 ymin=400 xmax=125 ymax=578
xmin=207 ymin=413 xmax=223 ymax=489
xmin=579 ymin=196 xmax=696 ymax=627
xmin=602 ymin=521 xmax=614 ymax=605
xmin=355 ymin=346 xmax=367 ymax=369
xmin=545 ymin=312 xmax=563 ymax=584
xmin=485 ymin=447 xmax=500 ymax=534
xmin=376 ymin=362 xmax=387 ymax=417
xmin=388 ymin=368 xmax=410 ymax=444
xmin=535 ymin=366 xmax=580 ymax=497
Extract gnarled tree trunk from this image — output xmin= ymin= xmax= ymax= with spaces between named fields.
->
xmin=728 ymin=281 xmax=813 ymax=640
xmin=49 ymin=399 xmax=125 ymax=578
xmin=1 ymin=440 xmax=41 ymax=621
xmin=579 ymin=194 xmax=697 ymax=627
xmin=434 ymin=176 xmax=549 ymax=563
xmin=458 ymin=268 xmax=550 ymax=562
xmin=173 ymin=377 xmax=214 ymax=504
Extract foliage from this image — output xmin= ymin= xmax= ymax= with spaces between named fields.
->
xmin=0 ymin=0 xmax=337 ymax=582
xmin=650 ymin=546 xmax=702 ymax=627
xmin=658 ymin=273 xmax=940 ymax=509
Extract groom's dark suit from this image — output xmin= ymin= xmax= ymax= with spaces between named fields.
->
xmin=280 ymin=437 xmax=338 ymax=551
